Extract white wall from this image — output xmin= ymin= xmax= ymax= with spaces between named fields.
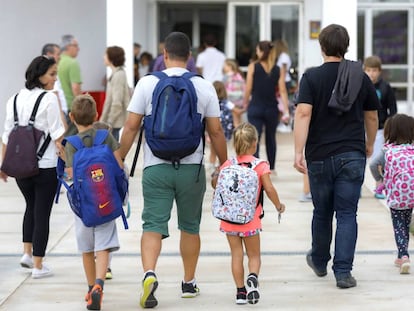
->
xmin=0 ymin=0 xmax=106 ymax=130
xmin=302 ymin=0 xmax=324 ymax=71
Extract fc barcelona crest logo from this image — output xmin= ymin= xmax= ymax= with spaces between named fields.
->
xmin=91 ymin=168 xmax=104 ymax=182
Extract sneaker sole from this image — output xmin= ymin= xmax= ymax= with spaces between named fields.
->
xmin=32 ymin=272 xmax=53 ymax=279
xmin=247 ymin=290 xmax=260 ymax=304
xmin=246 ymin=276 xmax=260 ymax=304
xmin=236 ymin=298 xmax=247 ymax=305
xmin=306 ymin=253 xmax=327 ymax=277
xmin=400 ymin=263 xmax=410 ymax=274
xmin=336 ymin=278 xmax=357 ymax=289
xmin=140 ymin=276 xmax=158 ymax=308
xmin=87 ymin=291 xmax=102 ymax=310
xmin=20 ymin=262 xmax=33 ymax=269
xmin=181 ymin=291 xmax=199 ymax=298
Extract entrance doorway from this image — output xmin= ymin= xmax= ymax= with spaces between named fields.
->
xmin=158 ymin=3 xmax=227 ymax=56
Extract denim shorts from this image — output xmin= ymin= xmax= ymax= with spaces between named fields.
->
xmin=142 ymin=164 xmax=206 ymax=238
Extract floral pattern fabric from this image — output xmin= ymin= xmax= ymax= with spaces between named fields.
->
xmin=384 ymin=143 xmax=414 ymax=210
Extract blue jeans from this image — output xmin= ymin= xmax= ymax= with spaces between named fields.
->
xmin=307 ymin=151 xmax=366 ymax=277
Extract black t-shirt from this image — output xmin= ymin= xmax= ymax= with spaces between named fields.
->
xmin=297 ymin=62 xmax=380 ymax=161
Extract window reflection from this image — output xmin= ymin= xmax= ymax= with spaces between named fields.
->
xmin=235 ymin=6 xmax=260 ymax=67
xmin=373 ymin=10 xmax=407 ymax=64
xmin=270 ymin=5 xmax=299 ymax=68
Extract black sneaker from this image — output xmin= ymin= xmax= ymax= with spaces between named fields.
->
xmin=336 ymin=274 xmax=357 ymax=289
xmin=86 ymin=284 xmax=103 ymax=310
xmin=181 ymin=281 xmax=200 ymax=298
xmin=140 ymin=272 xmax=158 ymax=308
xmin=246 ymin=274 xmax=260 ymax=304
xmin=236 ymin=290 xmax=247 ymax=305
xmin=306 ymin=250 xmax=327 ymax=277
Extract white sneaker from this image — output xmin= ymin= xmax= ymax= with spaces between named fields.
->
xmin=32 ymin=264 xmax=53 ymax=279
xmin=400 ymin=256 xmax=410 ymax=274
xmin=298 ymin=192 xmax=312 ymax=202
xmin=20 ymin=253 xmax=33 ymax=269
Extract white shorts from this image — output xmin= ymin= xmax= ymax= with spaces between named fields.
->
xmin=74 ymin=215 xmax=120 ymax=253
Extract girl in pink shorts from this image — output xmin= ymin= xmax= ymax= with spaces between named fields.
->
xmin=212 ymin=123 xmax=286 ymax=305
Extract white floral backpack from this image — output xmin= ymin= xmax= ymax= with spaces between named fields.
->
xmin=212 ymin=157 xmax=264 ymax=224
xmin=384 ymin=143 xmax=414 ymax=209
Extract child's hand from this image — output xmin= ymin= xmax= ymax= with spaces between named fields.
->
xmin=0 ymin=170 xmax=8 ymax=182
xmin=211 ymin=167 xmax=220 ymax=189
xmin=281 ymin=113 xmax=290 ymax=125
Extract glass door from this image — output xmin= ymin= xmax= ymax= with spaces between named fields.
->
xmin=269 ymin=4 xmax=300 ymax=76
xmin=158 ymin=3 xmax=227 ymax=57
xmin=358 ymin=5 xmax=414 ymax=114
xmin=228 ymin=2 xmax=302 ymax=74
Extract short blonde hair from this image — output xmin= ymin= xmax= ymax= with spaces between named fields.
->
xmin=233 ymin=123 xmax=258 ymax=155
xmin=224 ymin=58 xmax=240 ymax=73
xmin=71 ymin=94 xmax=97 ymax=126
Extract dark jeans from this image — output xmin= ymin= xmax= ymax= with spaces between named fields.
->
xmin=247 ymin=104 xmax=279 ymax=170
xmin=307 ymin=151 xmax=366 ymax=277
xmin=16 ymin=168 xmax=58 ymax=257
xmin=390 ymin=208 xmax=413 ymax=258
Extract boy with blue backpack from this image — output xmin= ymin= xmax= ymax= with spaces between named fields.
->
xmin=62 ymin=94 xmax=125 ymax=310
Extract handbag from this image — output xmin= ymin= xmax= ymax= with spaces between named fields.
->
xmin=1 ymin=92 xmax=51 ymax=179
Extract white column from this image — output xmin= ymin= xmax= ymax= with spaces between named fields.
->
xmin=106 ymin=0 xmax=134 ymax=87
xmin=322 ymin=0 xmax=357 ymax=61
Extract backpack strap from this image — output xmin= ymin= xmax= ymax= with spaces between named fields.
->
xmin=65 ymin=135 xmax=84 ymax=151
xmin=93 ymin=129 xmax=110 ymax=146
xmin=150 ymin=71 xmax=168 ymax=80
xmin=130 ymin=125 xmax=144 ymax=177
xmin=29 ymin=92 xmax=48 ymax=126
xmin=12 ymin=94 xmax=19 ymax=127
xmin=55 ymin=138 xmax=68 ymax=204
xmin=233 ymin=157 xmax=265 ymax=218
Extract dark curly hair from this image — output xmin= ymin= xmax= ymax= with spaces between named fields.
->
xmin=25 ymin=56 xmax=56 ymax=90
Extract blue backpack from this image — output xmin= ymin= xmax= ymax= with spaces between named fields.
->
xmin=55 ymin=130 xmax=128 ymax=229
xmin=144 ymin=71 xmax=204 ymax=167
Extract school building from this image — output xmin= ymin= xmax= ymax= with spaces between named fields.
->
xmin=0 ymin=0 xmax=412 ymax=129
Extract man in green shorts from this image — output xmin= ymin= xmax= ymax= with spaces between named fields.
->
xmin=120 ymin=32 xmax=227 ymax=308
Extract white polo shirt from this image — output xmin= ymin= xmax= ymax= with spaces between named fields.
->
xmin=2 ymin=88 xmax=65 ymax=168
xmin=196 ymin=47 xmax=226 ymax=82
xmin=128 ymin=67 xmax=220 ymax=168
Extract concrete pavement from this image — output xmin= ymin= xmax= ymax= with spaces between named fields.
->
xmin=0 ymin=132 xmax=413 ymax=311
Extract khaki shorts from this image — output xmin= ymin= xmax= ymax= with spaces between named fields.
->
xmin=142 ymin=164 xmax=206 ymax=238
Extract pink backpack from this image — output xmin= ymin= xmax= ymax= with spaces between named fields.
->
xmin=384 ymin=144 xmax=414 ymax=209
